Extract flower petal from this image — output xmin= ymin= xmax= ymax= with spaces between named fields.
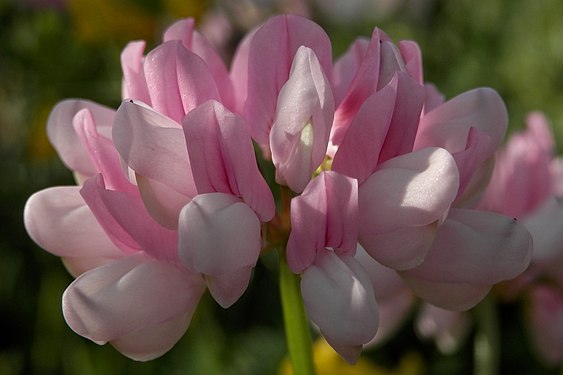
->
xmin=332 ymin=83 xmax=396 ymax=184
xmin=178 ymin=193 xmax=261 ymax=298
xmin=47 ymin=99 xmax=115 ymax=177
xmin=143 ymin=41 xmax=220 ymax=123
xmin=120 ymin=40 xmax=150 ymax=104
xmin=415 ymin=87 xmax=507 ymax=157
xmin=81 ymin=174 xmax=178 ymax=261
xmin=358 ymin=147 xmax=459 ymax=269
xmin=401 ymin=273 xmax=490 ymax=311
xmin=270 ymin=46 xmax=334 ymax=193
xmin=24 ymin=186 xmax=122 ymax=259
xmin=301 ymin=250 xmax=378 ymax=363
xmin=244 ymin=14 xmax=332 ymax=145
xmin=205 ymin=267 xmax=253 ymax=308
xmin=111 ymin=312 xmax=192 ymax=361
xmin=183 ymin=100 xmax=275 ymax=221
xmin=287 ymin=171 xmax=358 ymax=273
xmin=163 ymin=18 xmax=236 ymax=112
xmin=62 ymin=253 xmax=205 ymax=355
xmin=404 ymin=208 xmax=532 ymax=285
xmin=113 ymin=100 xmax=196 ymax=226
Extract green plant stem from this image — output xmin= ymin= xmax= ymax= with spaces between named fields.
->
xmin=474 ymin=293 xmax=499 ymax=375
xmin=279 ymin=250 xmax=316 ymax=375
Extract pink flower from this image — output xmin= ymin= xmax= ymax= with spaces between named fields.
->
xmin=24 ymin=14 xmax=535 ymax=365
xmin=178 ymin=100 xmax=275 ymax=307
xmin=270 ymin=46 xmax=334 ymax=193
xmin=478 ymin=112 xmax=563 ymax=364
xmin=24 ymin=101 xmax=206 ymax=361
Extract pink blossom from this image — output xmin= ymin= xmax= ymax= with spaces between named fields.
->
xmin=178 ymin=100 xmax=275 ymax=307
xmin=478 ymin=112 xmax=563 ymax=364
xmin=24 ymin=14 xmax=535 ymax=365
xmin=270 ymin=46 xmax=334 ymax=193
xmin=25 ymin=101 xmax=206 ymax=361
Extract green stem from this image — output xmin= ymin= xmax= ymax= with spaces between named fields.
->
xmin=279 ymin=250 xmax=316 ymax=375
xmin=474 ymin=293 xmax=500 ymax=375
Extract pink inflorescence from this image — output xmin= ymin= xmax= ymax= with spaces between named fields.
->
xmin=24 ymin=15 xmax=532 ymax=363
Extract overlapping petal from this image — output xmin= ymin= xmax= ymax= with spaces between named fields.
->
xmin=81 ymin=174 xmax=178 ymax=261
xmin=24 ymin=186 xmax=122 ymax=259
xmin=47 ymin=99 xmax=115 ymax=178
xmin=113 ymin=100 xmax=196 ymax=228
xmin=182 ymin=100 xmax=275 ymax=221
xmin=243 ymin=14 xmax=332 ymax=145
xmin=270 ymin=46 xmax=334 ymax=193
xmin=287 ymin=171 xmax=358 ymax=273
xmin=143 ymin=40 xmax=220 ymax=123
xmin=358 ymin=147 xmax=459 ymax=269
xmin=62 ymin=253 xmax=205 ymax=361
xmin=163 ymin=18 xmax=235 ymax=111
xmin=301 ymin=250 xmax=378 ymax=364
xmin=403 ymin=208 xmax=532 ymax=286
xmin=178 ymin=193 xmax=261 ymax=307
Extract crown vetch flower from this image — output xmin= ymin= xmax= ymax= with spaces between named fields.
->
xmin=24 ymin=13 xmax=535 ymax=365
xmin=25 ymin=101 xmax=206 ymax=361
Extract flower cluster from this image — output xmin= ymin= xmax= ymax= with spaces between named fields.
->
xmin=24 ymin=15 xmax=532 ymax=363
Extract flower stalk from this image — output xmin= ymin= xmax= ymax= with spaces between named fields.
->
xmin=279 ymin=250 xmax=316 ymax=375
xmin=474 ymin=293 xmax=500 ymax=375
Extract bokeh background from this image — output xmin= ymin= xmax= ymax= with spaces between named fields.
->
xmin=1 ymin=0 xmax=563 ymax=374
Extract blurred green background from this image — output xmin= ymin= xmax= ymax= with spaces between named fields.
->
xmin=1 ymin=0 xmax=563 ymax=374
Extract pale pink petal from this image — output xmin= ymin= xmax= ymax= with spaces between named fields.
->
xmin=287 ymin=171 xmax=358 ymax=273
xmin=205 ymin=267 xmax=253 ymax=308
xmin=301 ymin=250 xmax=378 ymax=364
xmin=270 ymin=46 xmax=334 ymax=193
xmin=332 ymin=38 xmax=369 ymax=107
xmin=416 ymin=304 xmax=471 ymax=353
xmin=47 ymin=99 xmax=115 ymax=177
xmin=404 ymin=208 xmax=532 ymax=285
xmin=401 ymin=273 xmax=491 ymax=311
xmin=414 ymin=87 xmax=508 ymax=157
xmin=355 ymin=246 xmax=414 ymax=346
xmin=178 ymin=193 xmax=261 ymax=306
xmin=377 ymin=41 xmax=407 ymax=90
xmin=143 ymin=41 xmax=220 ymax=123
xmin=399 ymin=40 xmax=423 ymax=85
xmin=136 ymin=175 xmax=192 ymax=229
xmin=478 ymin=114 xmax=553 ymax=217
xmin=450 ymin=127 xmax=492 ymax=204
xmin=163 ymin=18 xmax=236 ymax=112
xmin=330 ymin=29 xmax=386 ymax=149
xmin=162 ymin=18 xmax=196 ymax=47
xmin=81 ymin=174 xmax=178 ymax=261
xmin=358 ymin=147 xmax=459 ymax=269
xmin=244 ymin=14 xmax=332 ymax=145
xmin=332 ymin=84 xmax=396 ymax=184
xmin=120 ymin=41 xmax=150 ymax=104
xmin=229 ymin=27 xmax=257 ymax=115
xmin=528 ymin=285 xmax=563 ymax=365
xmin=62 ymin=253 xmax=205 ymax=356
xmin=73 ymin=108 xmax=134 ymax=193
xmin=111 ymin=312 xmax=192 ymax=361
xmin=182 ymin=100 xmax=275 ymax=221
xmin=377 ymin=72 xmax=425 ymax=163
xmin=24 ymin=186 xmax=122 ymax=259
xmin=113 ymin=100 xmax=195 ymax=226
